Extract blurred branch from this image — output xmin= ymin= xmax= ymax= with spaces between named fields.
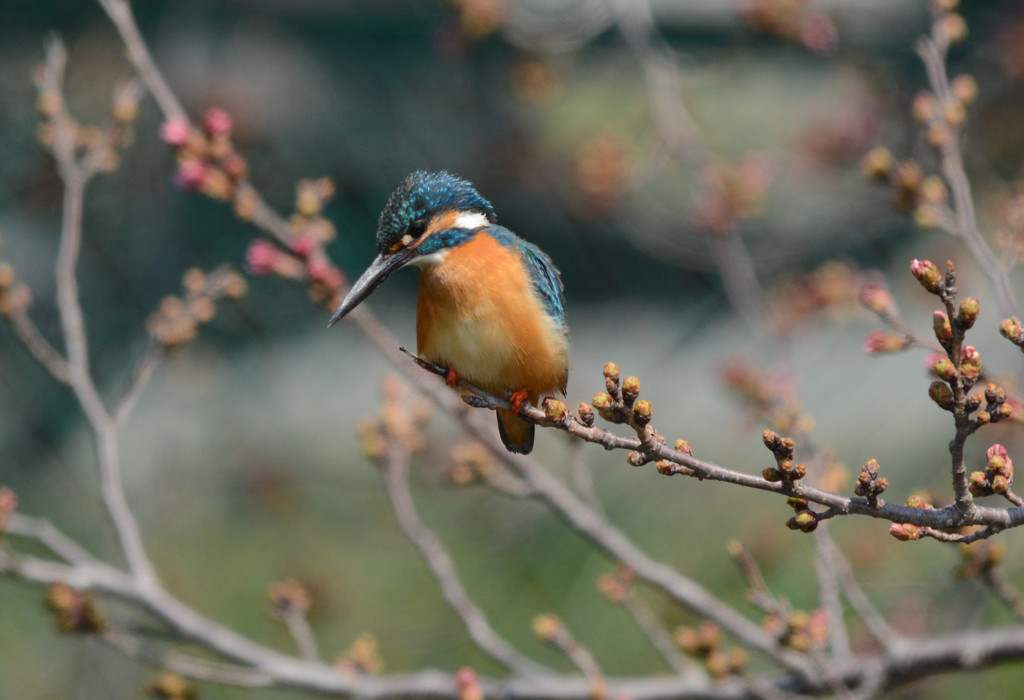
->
xmin=612 ymin=0 xmax=702 ymax=160
xmin=100 ymin=627 xmax=275 ymax=687
xmin=815 ymin=532 xmax=899 ymax=654
xmin=915 ymin=14 xmax=1019 ymax=318
xmin=379 ymin=404 xmax=553 ymax=678
xmin=112 ymin=340 xmax=164 ymax=424
xmin=94 ymin=0 xmax=187 ymax=122
xmin=6 ymin=307 xmax=71 ymax=383
xmin=42 ymin=35 xmax=157 ymax=587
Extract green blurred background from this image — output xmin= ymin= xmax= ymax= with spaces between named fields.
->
xmin=3 ymin=0 xmax=1024 ymax=697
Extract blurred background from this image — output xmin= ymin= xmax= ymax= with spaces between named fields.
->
xmin=3 ymin=0 xmax=1024 ymax=697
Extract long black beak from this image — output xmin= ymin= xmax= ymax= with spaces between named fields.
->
xmin=327 ymin=248 xmax=414 ymax=327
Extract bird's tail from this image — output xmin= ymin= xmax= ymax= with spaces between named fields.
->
xmin=497 ymin=409 xmax=534 ymax=454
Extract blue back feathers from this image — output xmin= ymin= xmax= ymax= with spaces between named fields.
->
xmin=487 ymin=226 xmax=567 ymax=329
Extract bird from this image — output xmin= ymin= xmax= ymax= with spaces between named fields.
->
xmin=328 ymin=170 xmax=569 ymax=454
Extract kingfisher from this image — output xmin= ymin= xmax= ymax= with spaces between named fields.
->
xmin=328 ymin=171 xmax=569 ymax=454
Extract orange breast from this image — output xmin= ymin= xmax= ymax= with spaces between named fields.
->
xmin=416 ymin=234 xmax=568 ymax=402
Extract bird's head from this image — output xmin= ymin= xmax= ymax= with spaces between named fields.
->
xmin=328 ymin=171 xmax=495 ymax=327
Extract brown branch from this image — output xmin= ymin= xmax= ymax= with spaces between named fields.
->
xmin=399 ymin=347 xmax=1024 ymax=535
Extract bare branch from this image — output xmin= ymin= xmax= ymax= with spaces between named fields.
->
xmin=100 ymin=627 xmax=275 ymax=686
xmin=112 ymin=340 xmax=164 ymax=424
xmin=41 ymin=35 xmax=157 ymax=585
xmin=6 ymin=512 xmax=97 ymax=566
xmin=6 ymin=307 xmax=71 ymax=383
xmin=93 ymin=0 xmax=187 ymax=122
xmin=399 ymin=347 xmax=1024 ymax=535
xmin=381 ymin=420 xmax=553 ymax=678
xmin=915 ymin=31 xmax=1020 ymax=318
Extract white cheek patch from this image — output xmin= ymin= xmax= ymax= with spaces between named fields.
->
xmin=408 ymin=250 xmax=448 ymax=269
xmin=454 ymin=211 xmax=489 ymax=230
xmin=401 ymin=234 xmax=414 ymax=246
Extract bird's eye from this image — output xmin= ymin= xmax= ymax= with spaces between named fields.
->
xmin=409 ymin=219 xmax=428 ymax=238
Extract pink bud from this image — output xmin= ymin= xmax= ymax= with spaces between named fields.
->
xmin=987 ymin=444 xmax=1009 ymax=461
xmin=454 ymin=667 xmax=478 ymax=693
xmin=910 ymin=259 xmax=942 ymax=294
xmin=290 ymin=234 xmax=317 ymax=257
xmin=159 ymin=118 xmax=190 ymax=147
xmin=174 ymin=158 xmax=209 ymax=191
xmin=202 ymin=107 xmax=233 ymax=137
xmin=245 ymin=239 xmax=280 ymax=275
xmin=859 ymin=283 xmax=893 ymax=314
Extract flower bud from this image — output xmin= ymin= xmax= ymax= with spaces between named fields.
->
xmin=532 ymin=613 xmax=561 ymax=642
xmin=950 ymin=75 xmax=978 ymax=104
xmin=675 ymin=439 xmax=692 ymax=455
xmin=958 ymin=297 xmax=979 ymax=329
xmin=632 ymin=398 xmax=652 ymax=425
xmin=961 ymin=345 xmax=981 ymax=381
xmin=863 ymin=330 xmax=910 ymax=354
xmin=202 ymin=107 xmax=233 ymax=137
xmin=543 ymin=398 xmax=568 ymax=423
xmin=860 ymin=146 xmax=893 ymax=180
xmin=859 ymin=283 xmax=894 ymax=314
xmin=159 ymin=118 xmax=191 ymax=147
xmin=969 ymin=470 xmax=990 ymax=496
xmin=930 ymin=356 xmax=957 ymax=381
xmin=932 ymin=310 xmax=952 ymax=343
xmin=577 ymin=402 xmax=595 ymax=427
xmin=245 ymin=239 xmax=280 ymax=275
xmin=1000 ymin=317 xmax=1023 ymax=343
xmin=910 ymin=259 xmax=942 ymax=294
xmin=911 ymin=91 xmax=937 ymax=123
xmin=627 ymin=451 xmax=648 ymax=467
xmin=941 ymin=13 xmax=968 ymax=43
xmin=592 ymin=392 xmax=617 ymax=422
xmin=621 ymin=375 xmax=641 ymax=397
xmin=992 ymin=474 xmax=1010 ymax=494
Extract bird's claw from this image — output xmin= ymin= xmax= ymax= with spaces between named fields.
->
xmin=509 ymin=389 xmax=529 ymax=415
xmin=446 ymin=366 xmax=459 ymax=388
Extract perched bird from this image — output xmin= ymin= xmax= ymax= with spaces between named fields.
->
xmin=328 ymin=171 xmax=568 ymax=454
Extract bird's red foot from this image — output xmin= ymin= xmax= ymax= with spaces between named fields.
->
xmin=509 ymin=389 xmax=529 ymax=415
xmin=446 ymin=366 xmax=459 ymax=388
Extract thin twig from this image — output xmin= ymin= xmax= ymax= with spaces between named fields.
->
xmin=5 ymin=512 xmax=96 ymax=566
xmin=281 ymin=614 xmax=320 ymax=662
xmin=815 ymin=533 xmax=899 ymax=654
xmin=94 ymin=0 xmax=187 ymax=122
xmin=6 ymin=308 xmax=71 ymax=383
xmin=915 ymin=33 xmax=1020 ymax=318
xmin=112 ymin=340 xmax=164 ymax=424
xmin=100 ymin=626 xmax=275 ymax=686
xmin=812 ymin=528 xmax=851 ymax=664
